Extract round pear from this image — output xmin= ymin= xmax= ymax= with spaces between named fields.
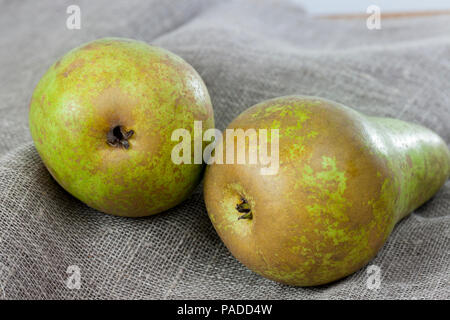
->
xmin=29 ymin=38 xmax=214 ymax=217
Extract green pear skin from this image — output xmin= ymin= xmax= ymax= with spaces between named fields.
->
xmin=29 ymin=38 xmax=214 ymax=217
xmin=203 ymin=96 xmax=450 ymax=286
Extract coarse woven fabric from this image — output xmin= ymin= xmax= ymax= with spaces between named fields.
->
xmin=0 ymin=0 xmax=449 ymax=299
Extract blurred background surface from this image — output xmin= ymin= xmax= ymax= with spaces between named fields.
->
xmin=295 ymin=0 xmax=450 ymax=15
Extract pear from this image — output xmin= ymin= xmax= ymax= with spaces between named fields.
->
xmin=29 ymin=38 xmax=214 ymax=217
xmin=203 ymin=95 xmax=449 ymax=286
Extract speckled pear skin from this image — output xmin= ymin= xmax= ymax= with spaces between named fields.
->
xmin=29 ymin=38 xmax=214 ymax=217
xmin=203 ymin=96 xmax=450 ymax=286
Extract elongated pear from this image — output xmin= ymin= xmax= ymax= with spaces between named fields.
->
xmin=204 ymin=95 xmax=450 ymax=286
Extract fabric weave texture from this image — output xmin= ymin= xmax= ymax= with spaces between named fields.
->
xmin=0 ymin=0 xmax=449 ymax=299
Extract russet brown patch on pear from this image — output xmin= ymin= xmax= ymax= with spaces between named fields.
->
xmin=93 ymin=87 xmax=137 ymax=127
xmin=62 ymin=58 xmax=85 ymax=78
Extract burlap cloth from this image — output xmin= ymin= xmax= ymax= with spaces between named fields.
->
xmin=0 ymin=0 xmax=449 ymax=299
